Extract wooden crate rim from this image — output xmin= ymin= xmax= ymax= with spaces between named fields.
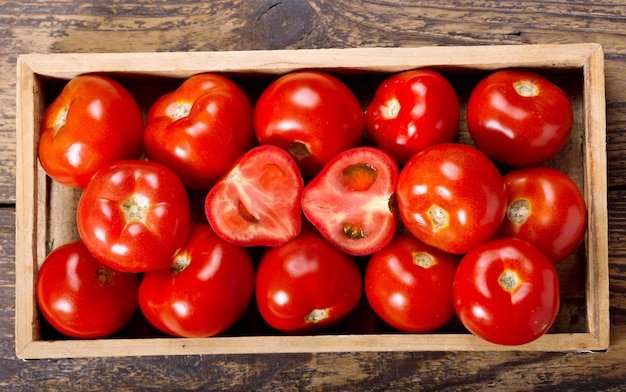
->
xmin=15 ymin=43 xmax=609 ymax=359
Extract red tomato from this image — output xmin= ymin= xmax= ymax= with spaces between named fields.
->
xmin=138 ymin=223 xmax=255 ymax=338
xmin=466 ymin=70 xmax=573 ymax=167
xmin=38 ymin=75 xmax=144 ymax=188
xmin=205 ymin=145 xmax=303 ymax=247
xmin=499 ymin=167 xmax=587 ymax=264
xmin=36 ymin=240 xmax=140 ymax=339
xmin=144 ymin=73 xmax=254 ymax=190
xmin=453 ymin=238 xmax=560 ymax=346
xmin=255 ymin=229 xmax=362 ymax=334
xmin=301 ymin=147 xmax=398 ymax=256
xmin=365 ymin=234 xmax=460 ymax=332
xmin=254 ymin=71 xmax=365 ymax=176
xmin=396 ymin=143 xmax=507 ymax=255
xmin=77 ymin=160 xmax=191 ymax=273
xmin=365 ymin=69 xmax=460 ymax=164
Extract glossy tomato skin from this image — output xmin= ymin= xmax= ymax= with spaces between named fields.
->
xmin=144 ymin=73 xmax=254 ymax=190
xmin=453 ymin=238 xmax=560 ymax=345
xmin=139 ymin=223 xmax=255 ymax=338
xmin=254 ymin=71 xmax=365 ymax=176
xmin=301 ymin=146 xmax=398 ymax=256
xmin=38 ymin=75 xmax=145 ymax=188
xmin=77 ymin=160 xmax=191 ymax=273
xmin=205 ymin=145 xmax=303 ymax=247
xmin=466 ymin=70 xmax=573 ymax=167
xmin=255 ymin=229 xmax=362 ymax=334
xmin=499 ymin=167 xmax=587 ymax=264
xmin=36 ymin=240 xmax=140 ymax=339
xmin=365 ymin=69 xmax=460 ymax=164
xmin=365 ymin=234 xmax=460 ymax=332
xmin=396 ymin=143 xmax=507 ymax=255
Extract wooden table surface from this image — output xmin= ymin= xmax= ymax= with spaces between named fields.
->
xmin=2 ymin=1 xmax=626 ymax=390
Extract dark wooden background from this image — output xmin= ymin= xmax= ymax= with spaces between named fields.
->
xmin=3 ymin=1 xmax=626 ymax=390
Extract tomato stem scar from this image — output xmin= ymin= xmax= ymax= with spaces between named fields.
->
xmin=305 ymin=308 xmax=329 ymax=323
xmin=54 ymin=106 xmax=69 ymax=132
xmin=514 ymin=81 xmax=539 ymax=97
xmin=172 ymin=102 xmax=192 ymax=120
xmin=428 ymin=205 xmax=449 ymax=230
xmin=499 ymin=270 xmax=521 ymax=292
xmin=287 ymin=141 xmax=311 ymax=161
xmin=507 ymin=199 xmax=530 ymax=225
xmin=384 ymin=98 xmax=401 ymax=119
xmin=121 ymin=195 xmax=149 ymax=221
xmin=413 ymin=252 xmax=436 ymax=269
xmin=170 ymin=253 xmax=191 ymax=276
xmin=96 ymin=267 xmax=115 ymax=285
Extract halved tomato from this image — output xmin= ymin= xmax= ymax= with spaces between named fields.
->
xmin=301 ymin=147 xmax=398 ymax=256
xmin=204 ymin=145 xmax=303 ymax=247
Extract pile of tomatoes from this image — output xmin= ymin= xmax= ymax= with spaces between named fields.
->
xmin=36 ymin=67 xmax=587 ymax=346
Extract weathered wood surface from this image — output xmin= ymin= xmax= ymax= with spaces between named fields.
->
xmin=2 ymin=0 xmax=626 ymax=390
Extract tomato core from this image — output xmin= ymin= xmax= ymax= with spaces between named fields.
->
xmin=341 ymin=163 xmax=377 ymax=191
xmin=507 ymin=199 xmax=530 ymax=225
xmin=171 ymin=102 xmax=192 ymax=120
xmin=120 ymin=194 xmax=149 ymax=221
xmin=53 ymin=106 xmax=69 ymax=132
xmin=498 ymin=270 xmax=521 ymax=292
xmin=95 ymin=267 xmax=114 ymax=285
xmin=413 ymin=252 xmax=436 ymax=269
xmin=305 ymin=308 xmax=330 ymax=323
xmin=428 ymin=205 xmax=449 ymax=230
xmin=288 ymin=141 xmax=312 ymax=160
xmin=514 ymin=81 xmax=539 ymax=97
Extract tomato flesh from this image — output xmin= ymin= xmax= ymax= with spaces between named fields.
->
xmin=205 ymin=145 xmax=303 ymax=247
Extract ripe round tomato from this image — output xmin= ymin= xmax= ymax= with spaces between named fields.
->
xmin=255 ymin=229 xmax=362 ymax=334
xmin=205 ymin=145 xmax=303 ymax=247
xmin=254 ymin=71 xmax=365 ymax=176
xmin=453 ymin=238 xmax=560 ymax=346
xmin=365 ymin=69 xmax=460 ymax=164
xmin=139 ymin=223 xmax=255 ymax=338
xmin=38 ymin=75 xmax=145 ymax=188
xmin=36 ymin=240 xmax=140 ymax=339
xmin=365 ymin=234 xmax=460 ymax=332
xmin=301 ymin=146 xmax=398 ymax=256
xmin=466 ymin=70 xmax=573 ymax=167
xmin=499 ymin=167 xmax=587 ymax=264
xmin=77 ymin=160 xmax=191 ymax=273
xmin=144 ymin=73 xmax=254 ymax=190
xmin=396 ymin=143 xmax=507 ymax=254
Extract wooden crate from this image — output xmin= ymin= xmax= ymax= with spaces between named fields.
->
xmin=15 ymin=44 xmax=608 ymax=359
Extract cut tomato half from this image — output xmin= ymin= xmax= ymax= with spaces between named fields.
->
xmin=205 ymin=145 xmax=303 ymax=247
xmin=301 ymin=147 xmax=399 ymax=256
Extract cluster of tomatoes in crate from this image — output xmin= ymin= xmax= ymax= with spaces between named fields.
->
xmin=36 ymin=67 xmax=586 ymax=346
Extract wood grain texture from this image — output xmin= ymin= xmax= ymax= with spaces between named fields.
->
xmin=2 ymin=0 xmax=626 ymax=389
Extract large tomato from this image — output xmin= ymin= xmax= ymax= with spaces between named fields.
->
xmin=77 ymin=160 xmax=191 ymax=273
xmin=36 ymin=240 xmax=140 ymax=339
xmin=396 ymin=143 xmax=507 ymax=254
xmin=205 ymin=145 xmax=303 ymax=247
xmin=255 ymin=229 xmax=362 ymax=334
xmin=254 ymin=71 xmax=365 ymax=176
xmin=453 ymin=238 xmax=560 ymax=346
xmin=301 ymin=146 xmax=398 ymax=256
xmin=365 ymin=69 xmax=460 ymax=164
xmin=499 ymin=166 xmax=587 ymax=264
xmin=466 ymin=69 xmax=573 ymax=167
xmin=139 ymin=223 xmax=255 ymax=338
xmin=144 ymin=73 xmax=254 ymax=190
xmin=38 ymin=75 xmax=145 ymax=188
xmin=365 ymin=234 xmax=460 ymax=332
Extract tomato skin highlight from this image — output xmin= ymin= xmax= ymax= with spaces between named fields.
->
xmin=77 ymin=160 xmax=191 ymax=273
xmin=466 ymin=69 xmax=573 ymax=167
xmin=144 ymin=73 xmax=254 ymax=190
xmin=255 ymin=229 xmax=363 ymax=334
xmin=365 ymin=69 xmax=460 ymax=164
xmin=302 ymin=147 xmax=398 ymax=256
xmin=453 ymin=238 xmax=560 ymax=346
xmin=396 ymin=143 xmax=507 ymax=255
xmin=365 ymin=234 xmax=460 ymax=332
xmin=205 ymin=145 xmax=303 ymax=247
xmin=38 ymin=75 xmax=145 ymax=188
xmin=36 ymin=240 xmax=140 ymax=339
xmin=499 ymin=166 xmax=587 ymax=264
xmin=138 ymin=223 xmax=255 ymax=338
xmin=254 ymin=71 xmax=365 ymax=176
